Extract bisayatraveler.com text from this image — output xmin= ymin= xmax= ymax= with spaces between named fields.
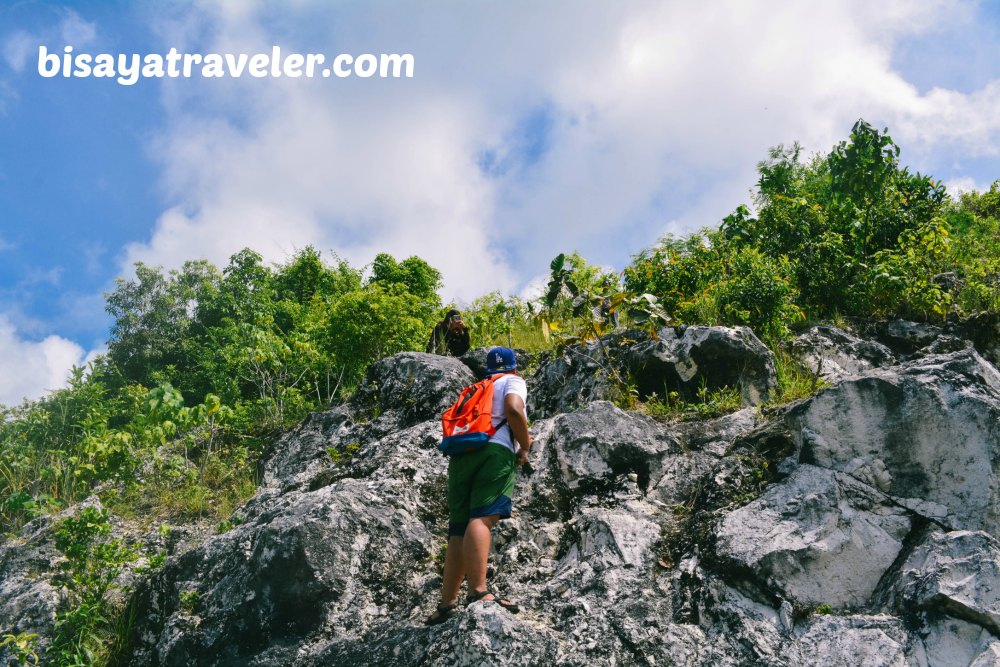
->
xmin=37 ymin=46 xmax=414 ymax=85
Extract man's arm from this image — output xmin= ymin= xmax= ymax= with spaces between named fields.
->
xmin=452 ymin=328 xmax=471 ymax=357
xmin=426 ymin=325 xmax=438 ymax=354
xmin=503 ymin=393 xmax=532 ymax=466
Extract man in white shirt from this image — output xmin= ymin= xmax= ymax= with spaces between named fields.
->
xmin=426 ymin=347 xmax=532 ymax=625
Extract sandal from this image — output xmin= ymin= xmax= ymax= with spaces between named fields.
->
xmin=467 ymin=589 xmax=520 ymax=614
xmin=424 ymin=602 xmax=459 ymax=626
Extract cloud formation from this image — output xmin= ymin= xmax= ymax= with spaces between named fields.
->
xmin=0 ymin=315 xmax=92 ymax=407
xmin=119 ymin=0 xmax=1000 ymax=306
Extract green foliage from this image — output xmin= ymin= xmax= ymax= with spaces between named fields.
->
xmin=368 ymin=253 xmax=442 ymax=317
xmin=623 ymin=232 xmax=799 ymax=337
xmin=623 ymin=231 xmax=726 ymax=320
xmin=464 ymin=292 xmax=530 ymax=348
xmin=946 ymin=183 xmax=1000 ymax=312
xmin=104 ymin=260 xmax=220 ymax=392
xmin=636 ymin=386 xmax=742 ymax=422
xmin=178 ymin=591 xmax=200 ymax=614
xmin=769 ymin=348 xmax=829 ymax=406
xmin=2 ymin=246 xmax=445 ymax=533
xmin=327 ymin=441 xmax=360 ymax=465
xmin=866 ymin=218 xmax=952 ymax=318
xmin=719 ymin=118 xmax=948 ymax=319
xmin=711 ymin=248 xmax=801 ymax=339
xmin=0 ymin=631 xmax=39 ymax=665
xmin=48 ymin=507 xmax=138 ymax=667
xmin=324 ymin=282 xmax=434 ymax=388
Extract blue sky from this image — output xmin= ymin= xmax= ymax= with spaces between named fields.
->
xmin=2 ymin=0 xmax=1000 ymax=405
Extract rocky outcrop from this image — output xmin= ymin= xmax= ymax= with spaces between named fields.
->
xmin=6 ymin=323 xmax=1000 ymax=666
xmin=458 ymin=347 xmax=534 ymax=380
xmin=786 ymin=350 xmax=1000 ymax=533
xmin=788 ymin=325 xmax=896 ymax=382
xmin=717 ymin=465 xmax=912 ymax=610
xmin=885 ymin=530 xmax=1000 ymax=634
xmin=626 ymin=326 xmax=777 ymax=405
xmin=352 ymin=352 xmax=473 ymax=426
xmin=529 ymin=326 xmax=777 ymax=418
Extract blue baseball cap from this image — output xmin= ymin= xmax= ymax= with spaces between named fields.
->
xmin=486 ymin=347 xmax=517 ymax=375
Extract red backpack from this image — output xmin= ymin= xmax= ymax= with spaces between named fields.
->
xmin=439 ymin=373 xmax=512 ymax=456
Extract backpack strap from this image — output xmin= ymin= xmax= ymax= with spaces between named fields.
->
xmin=487 ymin=372 xmax=514 ymax=436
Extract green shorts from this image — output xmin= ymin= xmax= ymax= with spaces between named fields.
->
xmin=447 ymin=443 xmax=516 ymax=536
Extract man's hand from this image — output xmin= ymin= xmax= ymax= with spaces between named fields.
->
xmin=516 ymin=437 xmax=533 ymax=466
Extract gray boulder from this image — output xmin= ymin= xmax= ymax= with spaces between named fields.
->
xmin=787 ymin=350 xmax=1000 ymax=533
xmin=627 ymin=326 xmax=777 ymax=405
xmin=887 ymin=530 xmax=1000 ymax=635
xmin=528 ymin=326 xmax=777 ymax=418
xmin=122 ymin=421 xmax=445 ymax=666
xmin=458 ymin=347 xmax=533 ymax=380
xmin=716 ymin=464 xmax=912 ymax=610
xmin=884 ymin=319 xmax=944 ymax=353
xmin=352 ymin=352 xmax=474 ymax=425
xmin=961 ymin=311 xmax=1000 ymax=368
xmin=262 ymin=405 xmax=354 ymax=490
xmin=0 ymin=506 xmax=75 ymax=658
xmin=526 ymin=340 xmax=624 ymax=419
xmin=793 ymin=615 xmax=912 ymax=667
xmin=787 ymin=325 xmax=896 ymax=383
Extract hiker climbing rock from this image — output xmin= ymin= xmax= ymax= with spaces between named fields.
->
xmin=426 ymin=346 xmax=532 ymax=625
xmin=426 ymin=309 xmax=471 ymax=357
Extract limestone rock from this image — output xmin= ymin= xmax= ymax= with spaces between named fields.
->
xmin=262 ymin=405 xmax=354 ymax=489
xmin=884 ymin=319 xmax=944 ymax=353
xmin=787 ymin=350 xmax=1000 ymax=532
xmin=458 ymin=347 xmax=533 ymax=380
xmin=716 ymin=464 xmax=912 ymax=610
xmin=793 ymin=615 xmax=911 ymax=667
xmin=13 ymin=321 xmax=1000 ymax=666
xmin=889 ymin=530 xmax=1000 ymax=635
xmin=788 ymin=325 xmax=896 ymax=383
xmin=352 ymin=352 xmax=474 ymax=426
xmin=627 ymin=325 xmax=777 ymax=405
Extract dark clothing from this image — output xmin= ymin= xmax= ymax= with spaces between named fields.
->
xmin=426 ymin=323 xmax=471 ymax=357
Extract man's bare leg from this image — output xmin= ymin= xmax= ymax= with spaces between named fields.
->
xmin=439 ymin=535 xmax=466 ymax=606
xmin=463 ymin=515 xmax=499 ymax=596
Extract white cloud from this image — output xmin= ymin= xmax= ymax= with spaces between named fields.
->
xmin=59 ymin=9 xmax=97 ymax=47
xmin=123 ymin=0 xmax=1000 ymax=303
xmin=945 ymin=176 xmax=993 ymax=196
xmin=0 ymin=315 xmax=90 ymax=406
xmin=2 ymin=31 xmax=35 ymax=72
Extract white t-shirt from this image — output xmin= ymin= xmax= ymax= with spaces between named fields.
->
xmin=488 ymin=373 xmax=528 ymax=453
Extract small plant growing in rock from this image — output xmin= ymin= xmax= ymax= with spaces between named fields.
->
xmin=638 ymin=386 xmax=742 ymax=422
xmin=179 ymin=591 xmax=200 ymax=614
xmin=1 ymin=631 xmax=39 ymax=665
xmin=328 ymin=442 xmax=361 ymax=465
xmin=146 ymin=551 xmax=167 ymax=570
xmin=431 ymin=541 xmax=448 ymax=567
xmin=814 ymin=604 xmax=834 ymax=615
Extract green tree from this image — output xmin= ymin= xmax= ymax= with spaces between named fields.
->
xmin=368 ymin=253 xmax=442 ymax=316
xmin=324 ymin=283 xmax=432 ymax=387
xmin=104 ymin=260 xmax=219 ymax=390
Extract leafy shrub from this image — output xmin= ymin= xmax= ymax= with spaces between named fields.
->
xmin=712 ymin=248 xmax=801 ymax=339
xmin=48 ymin=506 xmax=137 ymax=667
xmin=866 ymin=218 xmax=952 ymax=319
